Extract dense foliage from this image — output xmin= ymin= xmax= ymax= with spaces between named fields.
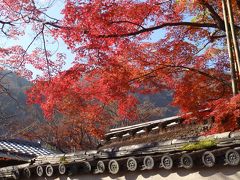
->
xmin=1 ymin=0 xmax=240 ymax=145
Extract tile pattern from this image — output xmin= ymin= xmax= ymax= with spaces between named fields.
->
xmin=0 ymin=139 xmax=54 ymax=159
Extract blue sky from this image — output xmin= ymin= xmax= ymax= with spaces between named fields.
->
xmin=1 ymin=0 xmax=174 ymax=79
xmin=1 ymin=0 xmax=74 ymax=78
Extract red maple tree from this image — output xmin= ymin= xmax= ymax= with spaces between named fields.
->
xmin=1 ymin=0 xmax=240 ymax=143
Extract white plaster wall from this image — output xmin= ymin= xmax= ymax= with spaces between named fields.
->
xmin=34 ymin=165 xmax=240 ymax=180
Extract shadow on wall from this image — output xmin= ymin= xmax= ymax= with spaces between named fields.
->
xmin=35 ymin=165 xmax=240 ymax=180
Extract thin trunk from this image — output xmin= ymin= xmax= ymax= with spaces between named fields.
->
xmin=235 ymin=59 xmax=240 ymax=81
xmin=222 ymin=0 xmax=238 ymax=95
xmin=226 ymin=0 xmax=240 ymax=78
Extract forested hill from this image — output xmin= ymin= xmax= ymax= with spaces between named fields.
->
xmin=0 ymin=71 xmax=43 ymax=138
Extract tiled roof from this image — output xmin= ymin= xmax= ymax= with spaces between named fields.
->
xmin=0 ymin=115 xmax=239 ymax=179
xmin=1 ymin=130 xmax=240 ymax=179
xmin=0 ymin=139 xmax=55 ymax=161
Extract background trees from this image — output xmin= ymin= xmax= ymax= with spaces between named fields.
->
xmin=1 ymin=0 xmax=240 ymax=149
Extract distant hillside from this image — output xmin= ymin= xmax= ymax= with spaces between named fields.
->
xmin=0 ymin=71 xmax=43 ymax=138
xmin=112 ymin=91 xmax=178 ymax=129
xmin=138 ymin=90 xmax=178 ymax=119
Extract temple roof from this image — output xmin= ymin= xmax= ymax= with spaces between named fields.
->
xmin=0 ymin=115 xmax=239 ymax=179
xmin=0 ymin=139 xmax=55 ymax=162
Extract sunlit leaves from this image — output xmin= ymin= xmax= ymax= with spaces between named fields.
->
xmin=2 ymin=0 xmax=240 ymax=141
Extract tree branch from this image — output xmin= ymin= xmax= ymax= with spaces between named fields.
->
xmin=110 ymin=20 xmax=146 ymax=29
xmin=42 ymin=25 xmax=51 ymax=79
xmin=0 ymin=83 xmax=24 ymax=110
xmin=98 ymin=22 xmax=218 ymax=38
xmin=17 ymin=30 xmax=42 ymax=69
xmin=128 ymin=40 xmax=230 ymax=87
xmin=199 ymin=0 xmax=225 ymax=30
xmin=200 ymin=0 xmax=240 ymax=31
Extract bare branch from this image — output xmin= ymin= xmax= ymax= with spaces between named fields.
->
xmin=17 ymin=30 xmax=43 ymax=69
xmin=0 ymin=71 xmax=12 ymax=82
xmin=42 ymin=25 xmax=51 ymax=79
xmin=0 ymin=113 xmax=17 ymax=122
xmin=0 ymin=83 xmax=24 ymax=110
xmin=0 ymin=20 xmax=14 ymax=26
